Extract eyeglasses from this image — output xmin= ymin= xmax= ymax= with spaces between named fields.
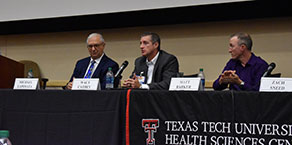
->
xmin=87 ymin=43 xmax=104 ymax=48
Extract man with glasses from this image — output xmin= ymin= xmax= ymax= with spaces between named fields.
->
xmin=66 ymin=33 xmax=119 ymax=90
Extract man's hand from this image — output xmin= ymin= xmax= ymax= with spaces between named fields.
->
xmin=219 ymin=70 xmax=242 ymax=85
xmin=66 ymin=82 xmax=73 ymax=90
xmin=65 ymin=77 xmax=75 ymax=90
xmin=123 ymin=74 xmax=141 ymax=88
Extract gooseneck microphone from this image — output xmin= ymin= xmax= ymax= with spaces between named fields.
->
xmin=262 ymin=62 xmax=276 ymax=77
xmin=115 ymin=60 xmax=129 ymax=78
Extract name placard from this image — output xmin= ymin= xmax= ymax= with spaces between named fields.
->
xmin=13 ymin=78 xmax=39 ymax=90
xmin=169 ymin=78 xmax=201 ymax=91
xmin=260 ymin=77 xmax=292 ymax=92
xmin=72 ymin=78 xmax=100 ymax=90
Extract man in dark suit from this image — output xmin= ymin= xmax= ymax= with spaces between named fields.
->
xmin=123 ymin=32 xmax=179 ymax=90
xmin=66 ymin=33 xmax=119 ymax=90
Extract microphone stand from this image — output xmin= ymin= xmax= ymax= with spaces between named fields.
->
xmin=114 ymin=75 xmax=123 ymax=88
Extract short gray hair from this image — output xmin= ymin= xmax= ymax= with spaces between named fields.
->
xmin=230 ymin=32 xmax=253 ymax=51
xmin=86 ymin=33 xmax=104 ymax=44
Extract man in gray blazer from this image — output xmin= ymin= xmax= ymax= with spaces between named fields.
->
xmin=123 ymin=32 xmax=179 ymax=90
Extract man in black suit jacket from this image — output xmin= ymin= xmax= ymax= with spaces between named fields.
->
xmin=123 ymin=32 xmax=179 ymax=90
xmin=66 ymin=33 xmax=119 ymax=90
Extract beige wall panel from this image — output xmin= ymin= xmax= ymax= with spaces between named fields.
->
xmin=1 ymin=17 xmax=292 ymax=83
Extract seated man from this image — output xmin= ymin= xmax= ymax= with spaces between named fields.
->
xmin=123 ymin=32 xmax=179 ymax=90
xmin=213 ymin=32 xmax=268 ymax=91
xmin=66 ymin=33 xmax=119 ymax=90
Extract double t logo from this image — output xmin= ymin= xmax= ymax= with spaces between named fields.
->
xmin=142 ymin=119 xmax=159 ymax=145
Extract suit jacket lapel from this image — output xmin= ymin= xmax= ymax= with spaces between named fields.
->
xmin=152 ymin=51 xmax=162 ymax=83
xmin=135 ymin=57 xmax=148 ymax=83
xmin=141 ymin=62 xmax=148 ymax=83
xmin=81 ymin=57 xmax=91 ymax=77
xmin=92 ymin=55 xmax=108 ymax=78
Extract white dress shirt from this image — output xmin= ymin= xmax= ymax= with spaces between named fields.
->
xmin=140 ymin=52 xmax=160 ymax=89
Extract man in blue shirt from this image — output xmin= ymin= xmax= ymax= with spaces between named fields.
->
xmin=213 ymin=32 xmax=268 ymax=91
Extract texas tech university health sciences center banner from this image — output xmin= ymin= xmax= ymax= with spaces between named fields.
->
xmin=127 ymin=90 xmax=292 ymax=145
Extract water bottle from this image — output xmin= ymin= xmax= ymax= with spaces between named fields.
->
xmin=105 ymin=67 xmax=114 ymax=89
xmin=198 ymin=68 xmax=205 ymax=91
xmin=0 ymin=130 xmax=12 ymax=145
xmin=27 ymin=69 xmax=34 ymax=78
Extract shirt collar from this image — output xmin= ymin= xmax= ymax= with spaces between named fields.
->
xmin=245 ymin=53 xmax=256 ymax=66
xmin=146 ymin=51 xmax=160 ymax=65
xmin=236 ymin=53 xmax=256 ymax=67
xmin=91 ymin=53 xmax=104 ymax=64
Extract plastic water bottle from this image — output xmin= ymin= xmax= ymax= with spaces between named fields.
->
xmin=105 ymin=67 xmax=114 ymax=89
xmin=0 ymin=130 xmax=12 ymax=145
xmin=198 ymin=68 xmax=205 ymax=91
xmin=27 ymin=69 xmax=34 ymax=78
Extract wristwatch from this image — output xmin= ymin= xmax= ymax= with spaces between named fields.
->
xmin=240 ymin=81 xmax=245 ymax=86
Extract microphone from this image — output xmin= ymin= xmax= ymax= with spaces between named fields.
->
xmin=262 ymin=62 xmax=276 ymax=77
xmin=115 ymin=61 xmax=129 ymax=78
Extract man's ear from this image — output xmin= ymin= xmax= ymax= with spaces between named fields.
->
xmin=240 ymin=44 xmax=246 ymax=51
xmin=153 ymin=42 xmax=159 ymax=49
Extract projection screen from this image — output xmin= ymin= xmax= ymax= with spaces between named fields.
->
xmin=0 ymin=0 xmax=250 ymax=22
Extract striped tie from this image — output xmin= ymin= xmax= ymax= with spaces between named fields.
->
xmin=84 ymin=61 xmax=96 ymax=78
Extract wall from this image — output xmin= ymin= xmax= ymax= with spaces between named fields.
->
xmin=0 ymin=17 xmax=291 ymax=84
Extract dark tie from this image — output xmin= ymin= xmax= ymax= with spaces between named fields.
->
xmin=84 ymin=61 xmax=96 ymax=78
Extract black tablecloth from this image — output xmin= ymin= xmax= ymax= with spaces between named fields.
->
xmin=128 ymin=90 xmax=292 ymax=145
xmin=1 ymin=90 xmax=292 ymax=145
xmin=0 ymin=90 xmax=127 ymax=145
